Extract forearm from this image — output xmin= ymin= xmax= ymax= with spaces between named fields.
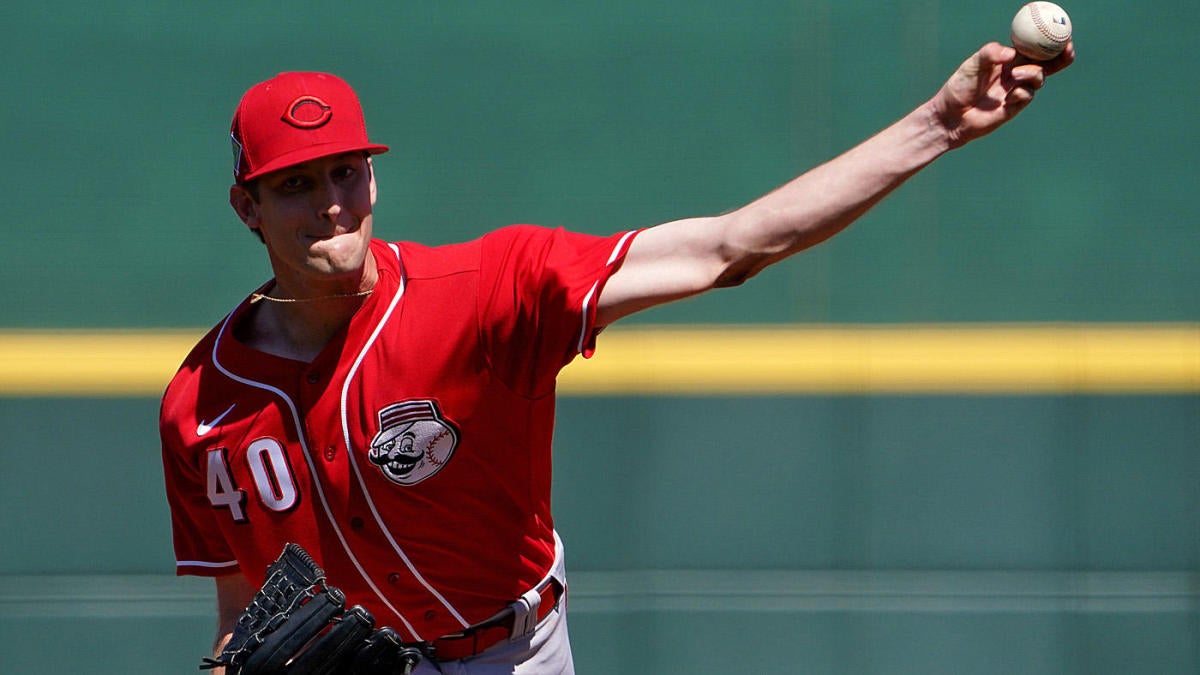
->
xmin=715 ymin=100 xmax=952 ymax=283
xmin=208 ymin=572 xmax=254 ymax=674
xmin=597 ymin=100 xmax=953 ymax=323
xmin=207 ymin=632 xmax=233 ymax=674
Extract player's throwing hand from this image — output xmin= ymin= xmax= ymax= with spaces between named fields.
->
xmin=930 ymin=41 xmax=1075 ymax=148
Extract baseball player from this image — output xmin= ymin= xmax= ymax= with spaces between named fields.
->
xmin=161 ymin=42 xmax=1073 ymax=673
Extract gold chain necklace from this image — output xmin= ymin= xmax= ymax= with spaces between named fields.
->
xmin=250 ymin=289 xmax=373 ymax=304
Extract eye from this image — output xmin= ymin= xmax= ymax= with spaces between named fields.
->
xmin=278 ymin=174 xmax=311 ymax=192
xmin=267 ymin=172 xmax=312 ymax=194
xmin=332 ymin=164 xmax=358 ymax=182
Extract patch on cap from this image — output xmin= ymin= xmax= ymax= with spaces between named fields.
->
xmin=283 ymin=95 xmax=333 ymax=129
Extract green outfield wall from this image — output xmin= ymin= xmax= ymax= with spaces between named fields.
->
xmin=2 ymin=1 xmax=1197 ymax=673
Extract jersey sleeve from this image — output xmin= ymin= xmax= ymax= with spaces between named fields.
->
xmin=159 ymin=379 xmax=240 ymax=577
xmin=478 ymin=225 xmax=638 ymax=396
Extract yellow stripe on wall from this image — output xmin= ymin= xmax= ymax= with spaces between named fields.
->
xmin=0 ymin=330 xmax=202 ymax=397
xmin=0 ymin=325 xmax=1196 ymax=397
xmin=561 ymin=324 xmax=1200 ymax=395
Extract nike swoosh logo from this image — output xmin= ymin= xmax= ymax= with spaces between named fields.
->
xmin=197 ymin=404 xmax=236 ymax=437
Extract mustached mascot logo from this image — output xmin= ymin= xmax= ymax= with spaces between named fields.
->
xmin=368 ymin=400 xmax=459 ymax=486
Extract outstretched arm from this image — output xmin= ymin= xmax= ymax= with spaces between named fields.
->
xmin=596 ymin=42 xmax=1074 ymax=326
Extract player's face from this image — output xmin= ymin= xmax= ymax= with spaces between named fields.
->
xmin=232 ymin=152 xmax=377 ymax=294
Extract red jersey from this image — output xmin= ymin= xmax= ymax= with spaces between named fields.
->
xmin=160 ymin=225 xmax=637 ymax=641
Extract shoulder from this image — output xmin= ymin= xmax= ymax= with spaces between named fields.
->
xmin=163 ymin=322 xmax=221 ymax=394
xmin=158 ymin=296 xmax=251 ymax=430
xmin=381 ymin=226 xmax=561 ymax=279
xmin=159 ymin=321 xmax=222 ymax=442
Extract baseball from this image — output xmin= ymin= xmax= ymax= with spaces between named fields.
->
xmin=1010 ymin=2 xmax=1072 ymax=61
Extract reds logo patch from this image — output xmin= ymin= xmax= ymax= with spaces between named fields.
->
xmin=368 ymin=400 xmax=459 ymax=486
xmin=282 ymin=95 xmax=333 ymax=129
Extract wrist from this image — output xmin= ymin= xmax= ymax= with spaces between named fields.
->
xmin=917 ymin=99 xmax=958 ymax=154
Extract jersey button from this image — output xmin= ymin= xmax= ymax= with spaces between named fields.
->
xmin=424 ymin=610 xmax=437 ymax=622
xmin=387 ymin=573 xmax=401 ymax=585
xmin=324 ymin=446 xmax=336 ymax=461
xmin=306 ymin=371 xmax=320 ymax=384
xmin=350 ymin=517 xmax=364 ymax=531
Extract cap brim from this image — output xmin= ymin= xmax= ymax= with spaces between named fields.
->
xmin=241 ymin=141 xmax=390 ymax=182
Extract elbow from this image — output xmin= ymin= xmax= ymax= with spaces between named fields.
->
xmin=712 ymin=252 xmax=772 ymax=288
xmin=709 ymin=207 xmax=792 ymax=288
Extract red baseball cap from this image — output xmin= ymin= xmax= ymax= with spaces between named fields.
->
xmin=230 ymin=72 xmax=389 ymax=183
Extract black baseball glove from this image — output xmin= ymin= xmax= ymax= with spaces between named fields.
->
xmin=201 ymin=543 xmax=427 ymax=675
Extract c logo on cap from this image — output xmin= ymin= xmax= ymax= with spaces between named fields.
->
xmin=282 ymin=96 xmax=333 ymax=129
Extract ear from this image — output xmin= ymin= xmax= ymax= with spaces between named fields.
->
xmin=229 ymin=184 xmax=262 ymax=233
xmin=367 ymin=157 xmax=378 ymax=206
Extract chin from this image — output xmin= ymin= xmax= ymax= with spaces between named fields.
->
xmin=310 ymin=230 xmax=369 ymax=260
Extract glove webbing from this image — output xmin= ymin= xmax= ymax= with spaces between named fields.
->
xmin=199 ymin=544 xmax=431 ymax=674
xmin=201 ymin=543 xmax=334 ymax=672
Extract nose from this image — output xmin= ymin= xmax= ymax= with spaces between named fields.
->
xmin=314 ymin=177 xmax=343 ymax=223
xmin=321 ymin=201 xmax=342 ymax=222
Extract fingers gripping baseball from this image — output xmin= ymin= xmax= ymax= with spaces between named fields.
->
xmin=932 ymin=41 xmax=1070 ymax=148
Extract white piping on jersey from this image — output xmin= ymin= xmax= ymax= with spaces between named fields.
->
xmin=208 ymin=309 xmax=421 ymax=640
xmin=177 ymin=558 xmax=238 ymax=569
xmin=339 ymin=243 xmax=471 ymax=631
xmin=575 ymin=230 xmax=638 ymax=356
